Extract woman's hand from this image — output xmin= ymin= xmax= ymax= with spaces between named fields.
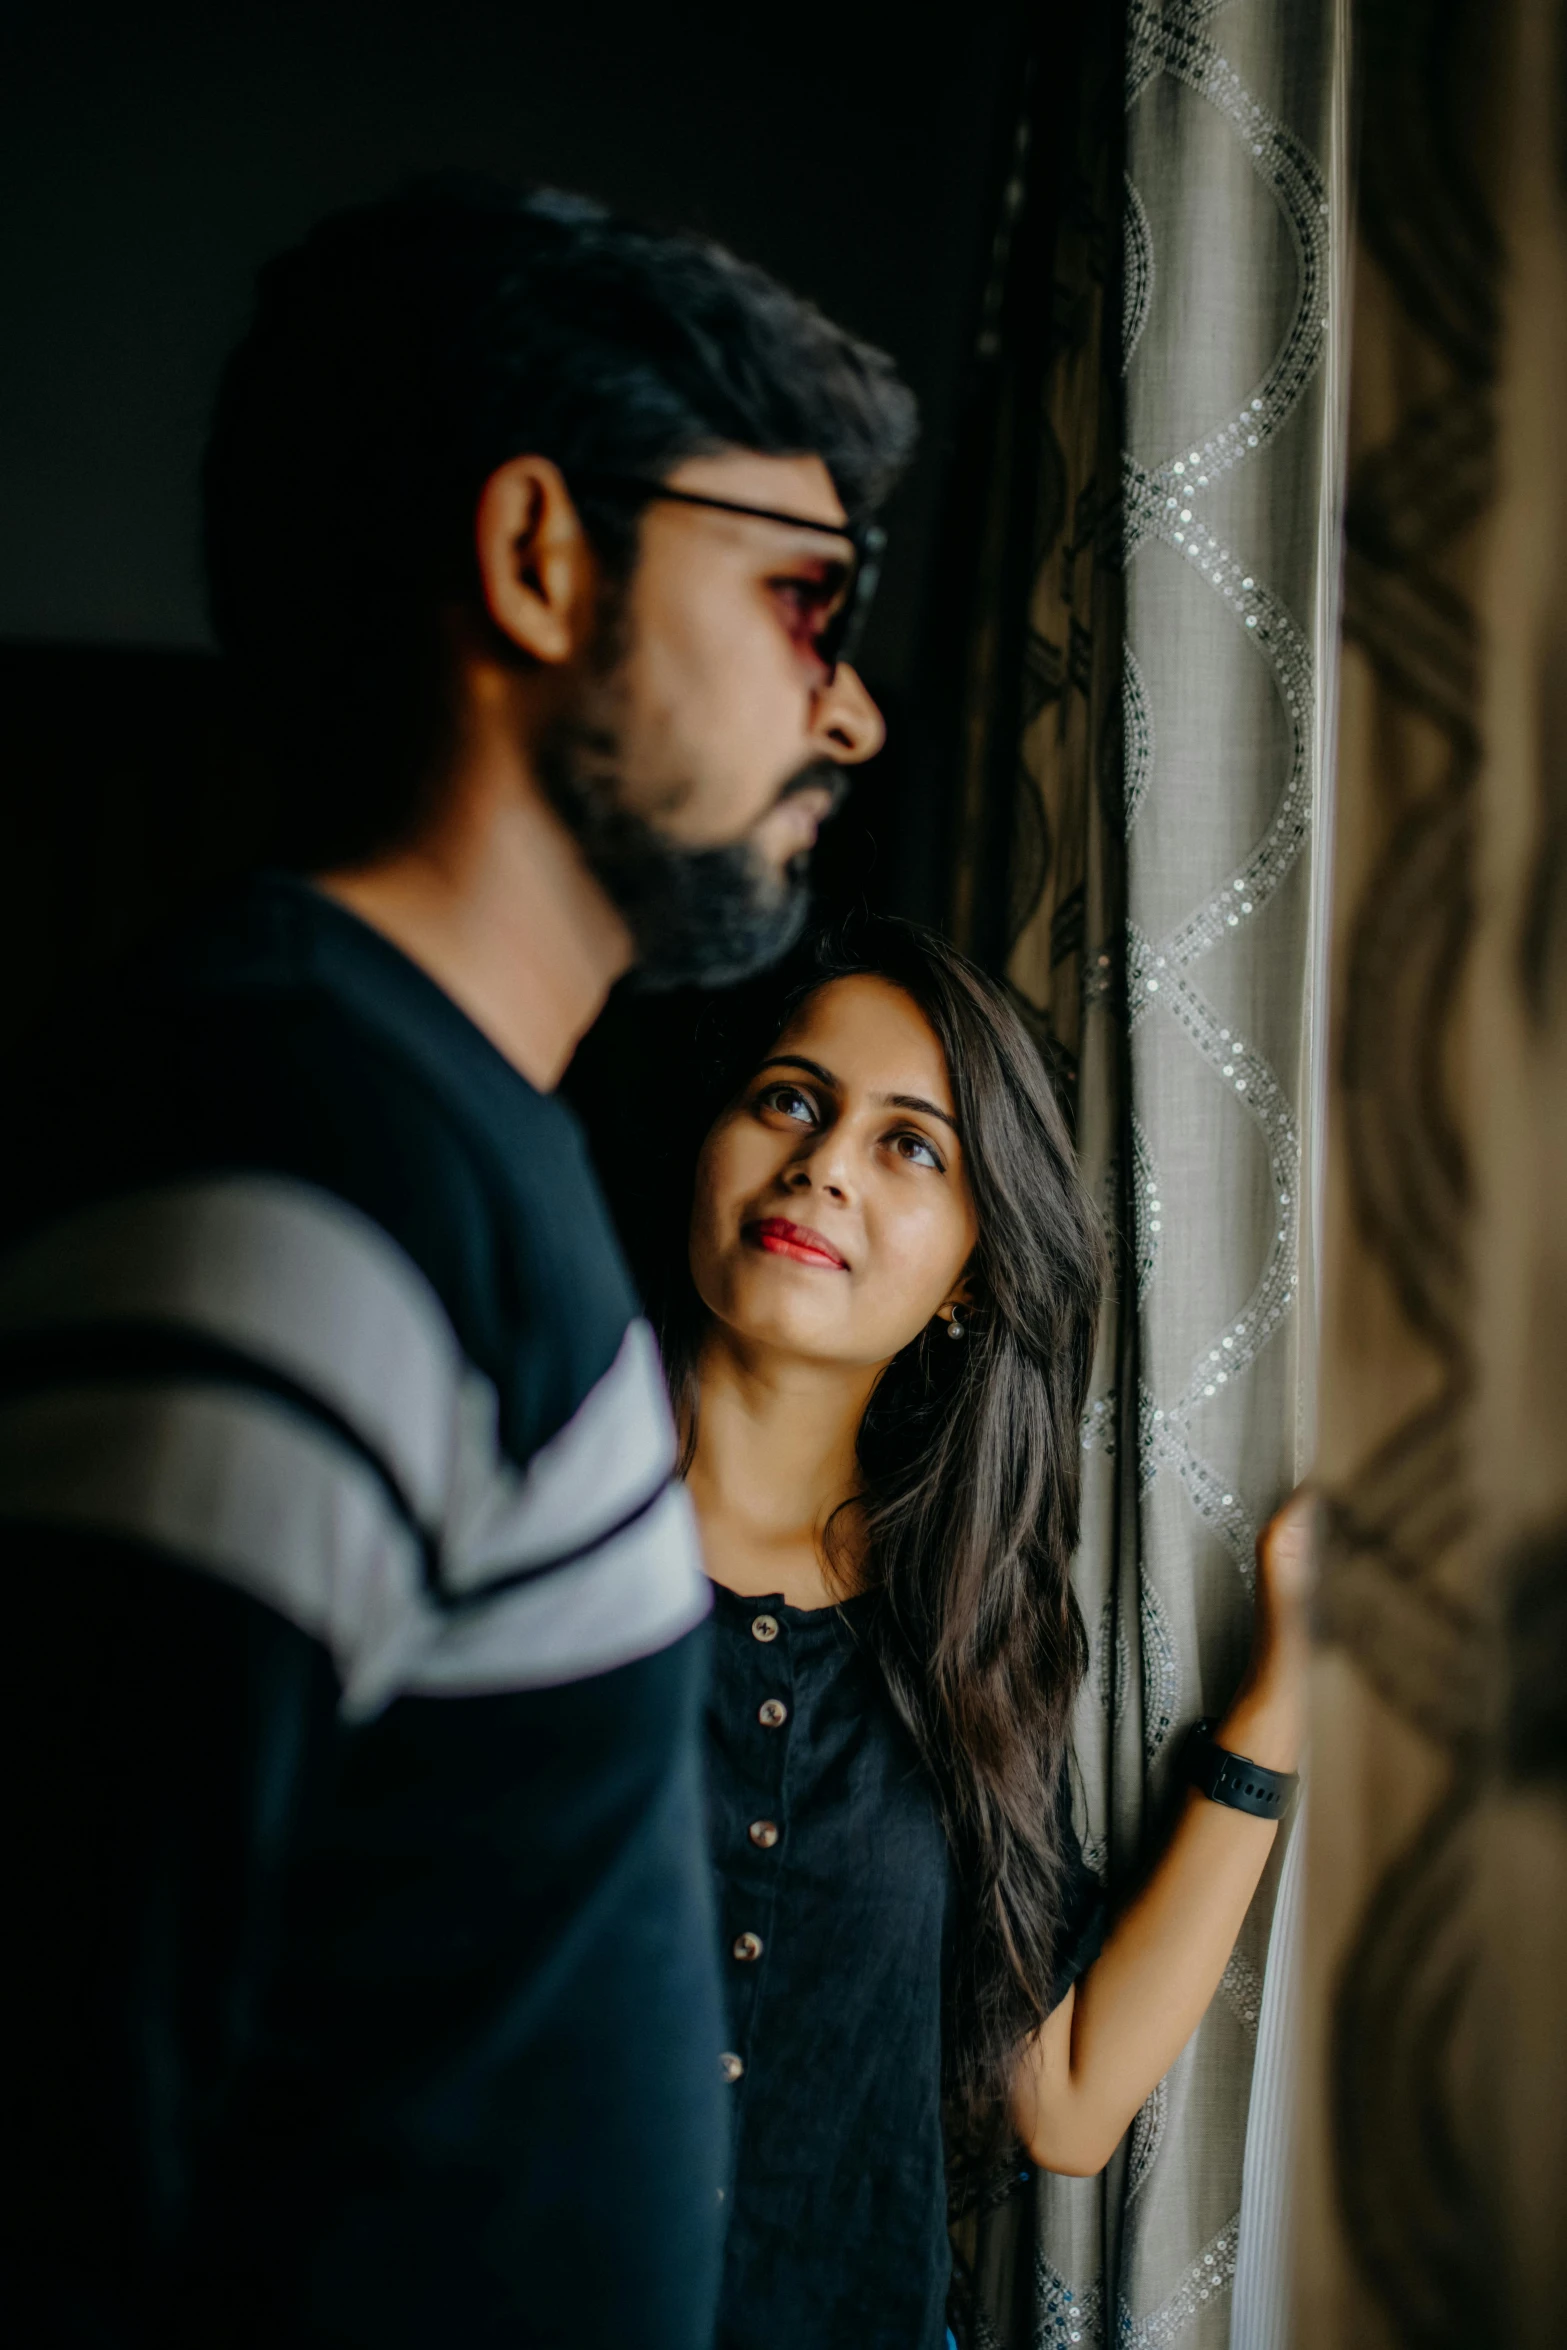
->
xmin=1216 ymin=1486 xmax=1315 ymax=1775
xmin=1013 ymin=1488 xmax=1317 ymax=2175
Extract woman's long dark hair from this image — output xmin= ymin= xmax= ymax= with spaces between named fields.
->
xmin=661 ymin=916 xmax=1107 ymax=2168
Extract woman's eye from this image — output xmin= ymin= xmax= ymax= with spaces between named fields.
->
xmin=757 ymin=1083 xmax=816 ymax=1124
xmin=891 ymin=1130 xmax=943 ymax=1170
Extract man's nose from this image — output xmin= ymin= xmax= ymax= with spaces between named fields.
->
xmin=809 ymin=661 xmax=885 ymax=765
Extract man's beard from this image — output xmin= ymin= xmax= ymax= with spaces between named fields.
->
xmin=536 ymin=706 xmax=845 ymax=993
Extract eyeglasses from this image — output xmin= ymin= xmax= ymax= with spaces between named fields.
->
xmin=571 ymin=472 xmax=886 ymax=676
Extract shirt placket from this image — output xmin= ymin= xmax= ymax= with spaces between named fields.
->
xmin=718 ymin=1605 xmax=792 ymax=2098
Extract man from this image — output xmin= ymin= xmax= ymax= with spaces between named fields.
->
xmin=3 ymin=177 xmax=913 ymax=2347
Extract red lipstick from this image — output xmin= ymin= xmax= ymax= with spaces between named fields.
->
xmin=746 ymin=1216 xmax=849 ymax=1271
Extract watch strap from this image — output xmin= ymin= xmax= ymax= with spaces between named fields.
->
xmin=1181 ymin=1719 xmax=1296 ymax=1820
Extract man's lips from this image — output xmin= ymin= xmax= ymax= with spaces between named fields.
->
xmin=765 ymin=788 xmax=834 ymax=856
xmin=745 ymin=1216 xmax=849 ymax=1271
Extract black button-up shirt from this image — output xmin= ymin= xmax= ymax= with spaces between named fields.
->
xmin=705 ymin=1583 xmax=1105 ymax=2350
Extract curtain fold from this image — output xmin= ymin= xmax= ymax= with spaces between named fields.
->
xmin=1228 ymin=1789 xmax=1307 ymax=2350
xmin=1300 ymin=0 xmax=1567 ymax=2341
xmin=943 ymin=5 xmax=1344 ymax=2341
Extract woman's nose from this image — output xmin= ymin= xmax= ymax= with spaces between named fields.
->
xmin=785 ymin=1152 xmax=849 ymax=1203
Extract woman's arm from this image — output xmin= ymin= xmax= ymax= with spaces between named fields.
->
xmin=1011 ymin=1493 xmax=1313 ymax=2176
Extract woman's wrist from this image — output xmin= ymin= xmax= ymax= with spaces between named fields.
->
xmin=1213 ymin=1682 xmax=1302 ymax=1776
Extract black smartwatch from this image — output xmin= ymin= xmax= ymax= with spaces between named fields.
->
xmin=1180 ymin=1720 xmax=1296 ymax=1820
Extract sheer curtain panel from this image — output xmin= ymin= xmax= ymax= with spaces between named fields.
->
xmin=942 ymin=4 xmax=1345 ymax=2342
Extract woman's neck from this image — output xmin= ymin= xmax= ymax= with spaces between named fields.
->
xmin=685 ymin=1328 xmax=881 ymax=1610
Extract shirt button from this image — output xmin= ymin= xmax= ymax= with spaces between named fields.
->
xmin=748 ymin=1819 xmax=780 ymax=1849
xmin=751 ymin=1613 xmax=780 ymax=1643
xmin=732 ymin=1931 xmax=764 ymax=1962
xmin=757 ymin=1698 xmax=788 ymax=1729
xmin=720 ymin=2051 xmax=745 ymax=2083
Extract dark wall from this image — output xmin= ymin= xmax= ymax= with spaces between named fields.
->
xmin=0 ymin=0 xmax=1019 ymax=693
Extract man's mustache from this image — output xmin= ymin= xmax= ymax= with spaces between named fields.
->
xmin=770 ymin=760 xmax=850 ymax=821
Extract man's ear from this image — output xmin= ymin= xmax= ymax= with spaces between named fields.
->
xmin=473 ymin=455 xmax=598 ymax=666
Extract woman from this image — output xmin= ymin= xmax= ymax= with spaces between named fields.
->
xmin=660 ymin=918 xmax=1308 ymax=2350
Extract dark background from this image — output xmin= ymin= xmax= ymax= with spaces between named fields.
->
xmin=0 ymin=0 xmax=1023 ymax=680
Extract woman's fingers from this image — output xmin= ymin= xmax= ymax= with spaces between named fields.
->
xmin=1256 ymin=1486 xmax=1317 ymax=1613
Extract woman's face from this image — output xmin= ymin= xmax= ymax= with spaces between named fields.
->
xmin=690 ymin=974 xmax=980 ymax=1369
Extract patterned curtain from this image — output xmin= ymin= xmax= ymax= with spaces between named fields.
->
xmin=943 ymin=4 xmax=1345 ymax=2342
xmin=1300 ymin=0 xmax=1567 ymax=2342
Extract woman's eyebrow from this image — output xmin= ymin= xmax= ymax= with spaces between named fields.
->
xmin=881 ymin=1091 xmax=959 ymax=1136
xmin=756 ymin=1054 xmax=839 ymax=1087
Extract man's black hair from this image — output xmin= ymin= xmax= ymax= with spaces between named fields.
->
xmin=203 ymin=175 xmax=918 ymax=868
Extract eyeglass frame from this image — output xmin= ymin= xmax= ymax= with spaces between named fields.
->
xmin=569 ymin=472 xmax=886 ymax=675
